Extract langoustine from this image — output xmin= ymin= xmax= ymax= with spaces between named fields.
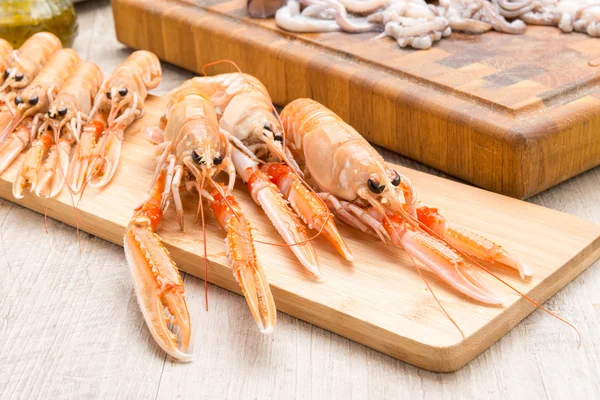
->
xmin=0 ymin=49 xmax=81 ymax=177
xmin=280 ymin=98 xmax=533 ymax=305
xmin=69 ymin=50 xmax=162 ymax=192
xmin=0 ymin=32 xmax=62 ymax=104
xmin=12 ymin=61 xmax=104 ymax=199
xmin=178 ymin=73 xmax=353 ymax=276
xmin=0 ymin=38 xmax=13 ymax=92
xmin=124 ymin=83 xmax=276 ymax=361
xmin=0 ymin=38 xmax=13 ymax=130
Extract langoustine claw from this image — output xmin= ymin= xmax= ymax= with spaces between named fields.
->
xmin=416 ymin=206 xmax=533 ymax=279
xmin=124 ymin=168 xmax=192 ymax=362
xmin=383 ymin=214 xmax=504 ymax=305
xmin=0 ymin=119 xmax=34 ymax=177
xmin=210 ymin=186 xmax=277 ymax=332
xmin=232 ymin=148 xmax=322 ymax=277
xmin=68 ymin=112 xmax=108 ymax=193
xmin=12 ymin=130 xmax=54 ymax=199
xmin=262 ymin=162 xmax=353 ymax=261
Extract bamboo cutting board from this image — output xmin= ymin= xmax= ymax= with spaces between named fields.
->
xmin=1 ymin=96 xmax=599 ymax=372
xmin=111 ymin=0 xmax=600 ymax=199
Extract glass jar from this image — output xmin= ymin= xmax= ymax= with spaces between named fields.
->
xmin=0 ymin=0 xmax=78 ymax=48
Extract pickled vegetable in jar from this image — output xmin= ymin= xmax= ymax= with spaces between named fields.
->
xmin=0 ymin=0 xmax=78 ymax=48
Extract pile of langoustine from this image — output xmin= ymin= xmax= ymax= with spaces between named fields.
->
xmin=0 ymin=33 xmax=576 ymax=362
xmin=0 ymin=32 xmax=161 ymax=198
xmin=123 ymin=73 xmax=577 ymax=360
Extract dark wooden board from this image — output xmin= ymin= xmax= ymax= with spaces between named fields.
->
xmin=112 ymin=0 xmax=600 ymax=199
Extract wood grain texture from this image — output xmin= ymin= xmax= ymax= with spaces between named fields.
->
xmin=1 ymin=2 xmax=600 ymax=399
xmin=1 ymin=93 xmax=599 ymax=373
xmin=111 ymin=0 xmax=600 ymax=200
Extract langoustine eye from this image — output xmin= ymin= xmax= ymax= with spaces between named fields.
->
xmin=192 ymin=150 xmax=204 ymax=165
xmin=390 ymin=170 xmax=401 ymax=187
xmin=367 ymin=178 xmax=385 ymax=194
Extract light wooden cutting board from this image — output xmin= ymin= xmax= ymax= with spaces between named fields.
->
xmin=1 ymin=96 xmax=599 ymax=372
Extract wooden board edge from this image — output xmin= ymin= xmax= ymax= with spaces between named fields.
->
xmin=111 ymin=0 xmax=600 ymax=199
xmin=3 ymin=168 xmax=599 ymax=372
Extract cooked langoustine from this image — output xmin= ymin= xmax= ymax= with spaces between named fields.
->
xmin=124 ymin=83 xmax=276 ymax=361
xmin=280 ymin=98 xmax=532 ymax=305
xmin=0 ymin=32 xmax=62 ymax=99
xmin=0 ymin=39 xmax=13 ymax=90
xmin=179 ymin=73 xmax=352 ymax=276
xmin=0 ymin=39 xmax=14 ymax=132
xmin=12 ymin=62 xmax=104 ymax=199
xmin=69 ymin=50 xmax=161 ymax=192
xmin=0 ymin=49 xmax=81 ymax=178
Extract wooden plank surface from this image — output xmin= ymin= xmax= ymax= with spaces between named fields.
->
xmin=111 ymin=0 xmax=600 ymax=199
xmin=1 ymin=1 xmax=600 ymax=398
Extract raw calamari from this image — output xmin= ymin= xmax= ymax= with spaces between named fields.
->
xmin=272 ymin=0 xmax=600 ymax=50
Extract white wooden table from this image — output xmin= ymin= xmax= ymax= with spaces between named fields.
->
xmin=1 ymin=2 xmax=599 ymax=399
